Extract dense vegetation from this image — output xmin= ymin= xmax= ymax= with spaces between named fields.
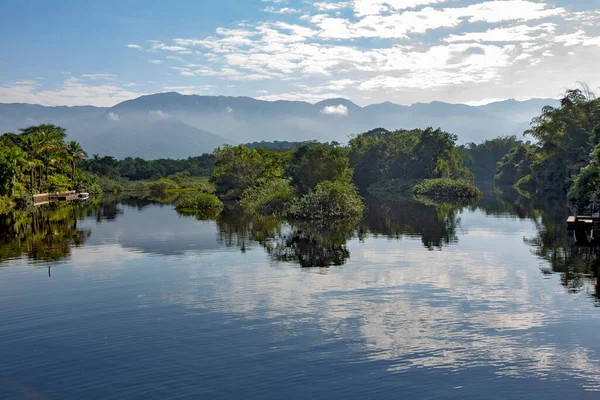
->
xmin=460 ymin=136 xmax=523 ymax=185
xmin=244 ymin=140 xmax=341 ymax=151
xmin=211 ymin=143 xmax=364 ymax=220
xmin=210 ymin=128 xmax=482 ymax=221
xmin=494 ymin=88 xmax=600 ymax=206
xmin=8 ymin=88 xmax=599 ymax=219
xmin=348 ymin=127 xmax=480 ymax=199
xmin=0 ymin=124 xmax=219 ymax=212
xmin=81 ymin=154 xmax=215 ymax=180
xmin=0 ymin=125 xmax=95 ymax=209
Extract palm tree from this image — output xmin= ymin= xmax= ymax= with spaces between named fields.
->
xmin=65 ymin=141 xmax=87 ymax=188
xmin=4 ymin=147 xmax=28 ymax=179
xmin=20 ymin=124 xmax=67 ymax=141
xmin=26 ymin=159 xmax=43 ymax=193
xmin=0 ymin=147 xmax=27 ymax=195
xmin=21 ymin=134 xmax=46 ymax=192
xmin=19 ymin=125 xmax=68 ymax=189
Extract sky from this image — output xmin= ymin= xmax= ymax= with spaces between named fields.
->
xmin=0 ymin=0 xmax=599 ymax=107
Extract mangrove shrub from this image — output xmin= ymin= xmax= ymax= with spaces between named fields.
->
xmin=149 ymin=178 xmax=179 ymax=192
xmin=240 ymin=179 xmax=296 ymax=216
xmin=211 ymin=145 xmax=289 ymax=200
xmin=286 ymin=144 xmax=352 ymax=194
xmin=287 ymin=180 xmax=364 ymax=220
xmin=349 ymin=127 xmax=473 ymax=198
xmin=412 ymin=178 xmax=481 ymax=198
xmin=175 ymin=193 xmax=224 ymax=214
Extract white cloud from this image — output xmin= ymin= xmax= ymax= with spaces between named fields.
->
xmin=444 ymin=23 xmax=556 ymax=43
xmin=314 ymin=2 xmax=350 ymax=11
xmin=152 ymin=43 xmax=189 ymax=52
xmin=265 ymin=6 xmax=301 ymax=14
xmin=151 ymin=0 xmax=598 ymax=105
xmin=352 ymin=0 xmax=449 ymax=16
xmin=320 ymin=104 xmax=349 ymax=115
xmin=554 ymin=30 xmax=600 ymax=47
xmin=257 ymin=91 xmax=344 ymax=102
xmin=81 ymin=73 xmax=116 ymax=80
xmin=0 ymin=77 xmax=144 ymax=107
xmin=226 ymin=106 xmax=233 ymax=113
xmin=12 ymin=80 xmax=39 ymax=86
xmin=312 ymin=1 xmax=565 ymax=40
xmin=149 ymin=110 xmax=169 ymax=119
xmin=3 ymin=1 xmax=599 ymax=106
xmin=162 ymin=85 xmax=217 ymax=95
xmin=107 ymin=112 xmax=120 ymax=121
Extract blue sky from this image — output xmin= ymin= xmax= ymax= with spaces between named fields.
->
xmin=0 ymin=0 xmax=599 ymax=106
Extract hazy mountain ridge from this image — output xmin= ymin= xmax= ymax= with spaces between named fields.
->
xmin=0 ymin=93 xmax=558 ymax=159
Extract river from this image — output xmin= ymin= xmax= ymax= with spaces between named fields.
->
xmin=1 ymin=192 xmax=599 ymax=399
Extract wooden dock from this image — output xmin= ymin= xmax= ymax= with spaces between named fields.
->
xmin=33 ymin=191 xmax=80 ymax=206
xmin=567 ymin=214 xmax=600 ymax=230
xmin=567 ymin=213 xmax=600 ymax=244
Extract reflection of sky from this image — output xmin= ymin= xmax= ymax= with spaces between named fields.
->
xmin=1 ymin=204 xmax=600 ymax=398
xmin=80 ymin=204 xmax=222 ymax=256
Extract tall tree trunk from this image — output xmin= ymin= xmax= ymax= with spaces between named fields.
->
xmin=45 ymin=161 xmax=49 ymax=190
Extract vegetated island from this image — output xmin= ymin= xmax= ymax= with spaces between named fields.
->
xmin=1 ymin=87 xmax=598 ymax=220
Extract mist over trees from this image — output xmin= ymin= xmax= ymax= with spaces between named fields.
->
xmin=0 ymin=94 xmax=557 ymax=159
xmin=3 ymin=87 xmax=598 ymax=217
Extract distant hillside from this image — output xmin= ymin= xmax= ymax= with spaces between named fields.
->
xmin=81 ymin=117 xmax=229 ymax=160
xmin=0 ymin=94 xmax=558 ymax=159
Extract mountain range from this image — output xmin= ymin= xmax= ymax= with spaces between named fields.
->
xmin=0 ymin=93 xmax=557 ymax=159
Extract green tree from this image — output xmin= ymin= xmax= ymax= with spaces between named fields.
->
xmin=211 ymin=145 xmax=288 ymax=200
xmin=493 ymin=88 xmax=600 ymax=203
xmin=348 ymin=127 xmax=474 ymax=198
xmin=286 ymin=144 xmax=352 ymax=194
xmin=460 ymin=136 xmax=522 ymax=183
xmin=65 ymin=141 xmax=88 ymax=187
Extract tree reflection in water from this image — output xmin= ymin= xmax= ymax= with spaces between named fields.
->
xmin=215 ymin=196 xmax=466 ymax=267
xmin=215 ymin=204 xmax=283 ymax=252
xmin=0 ymin=204 xmax=92 ymax=263
xmin=492 ymin=186 xmax=600 ymax=303
xmin=264 ymin=219 xmax=355 ymax=268
xmin=3 ymin=190 xmax=600 ymax=301
xmin=214 ymin=203 xmax=355 ymax=267
xmin=360 ymin=196 xmax=464 ymax=250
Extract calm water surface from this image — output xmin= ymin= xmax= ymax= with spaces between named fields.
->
xmin=1 ymin=194 xmax=600 ymax=399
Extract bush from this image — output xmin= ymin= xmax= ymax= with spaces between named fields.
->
xmin=0 ymin=195 xmax=15 ymax=214
xmin=287 ymin=180 xmax=365 ymax=220
xmin=149 ymin=178 xmax=179 ymax=192
xmin=98 ymin=176 xmax=126 ymax=193
xmin=167 ymin=174 xmax=215 ymax=192
xmin=47 ymin=174 xmax=72 ymax=192
xmin=76 ymin=171 xmax=103 ymax=195
xmin=175 ymin=193 xmax=224 ymax=214
xmin=182 ymin=177 xmax=214 ymax=193
xmin=412 ymin=178 xmax=481 ymax=198
xmin=286 ymin=144 xmax=352 ymax=194
xmin=569 ymin=162 xmax=600 ymax=206
xmin=240 ymin=179 xmax=296 ymax=216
